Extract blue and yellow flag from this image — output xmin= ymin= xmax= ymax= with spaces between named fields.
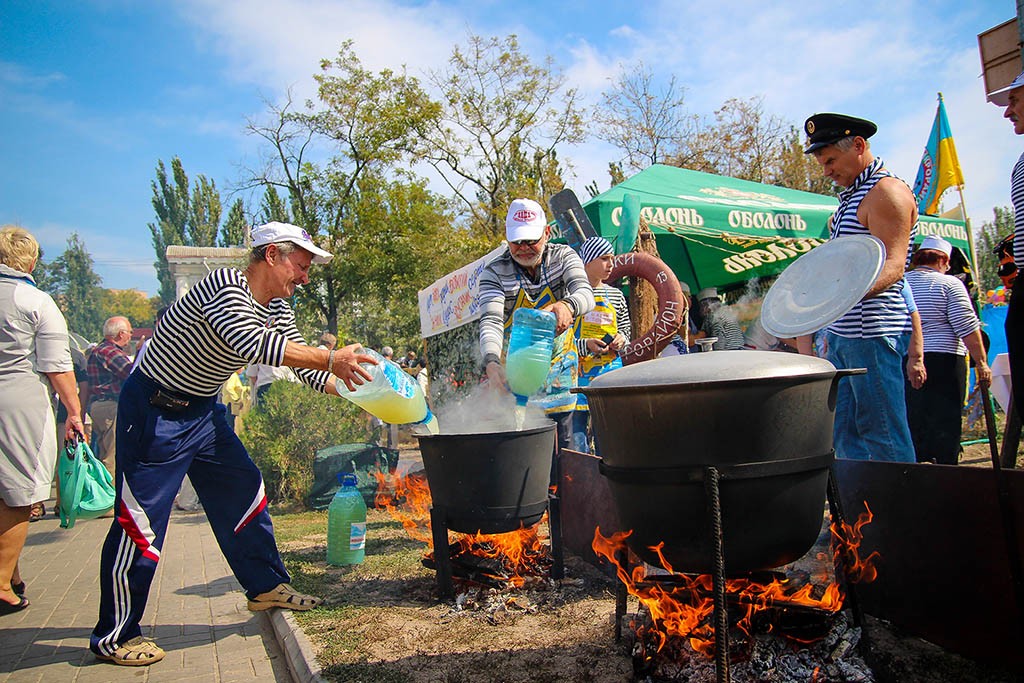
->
xmin=913 ymin=95 xmax=965 ymax=216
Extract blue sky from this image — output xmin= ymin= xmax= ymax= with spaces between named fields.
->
xmin=0 ymin=0 xmax=1017 ymax=295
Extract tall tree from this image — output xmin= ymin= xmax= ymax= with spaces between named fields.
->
xmin=148 ymin=157 xmax=227 ymax=304
xmin=47 ymin=233 xmax=104 ymax=340
xmin=220 ymin=198 xmax=249 ymax=247
xmin=98 ymin=288 xmax=156 ymax=327
xmin=683 ymin=97 xmax=788 ymax=183
xmin=418 ymin=34 xmax=585 ymax=238
xmin=258 ymin=185 xmax=291 ymax=224
xmin=188 ymin=176 xmax=221 ymax=246
xmin=595 ymin=64 xmax=693 ymax=173
xmin=772 ymin=126 xmax=835 ymax=195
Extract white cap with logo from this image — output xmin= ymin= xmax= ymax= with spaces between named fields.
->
xmin=505 ymin=199 xmax=547 ymax=243
xmin=251 ymin=222 xmax=333 ymax=264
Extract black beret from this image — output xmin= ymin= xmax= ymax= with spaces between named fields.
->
xmin=803 ymin=113 xmax=877 ymax=153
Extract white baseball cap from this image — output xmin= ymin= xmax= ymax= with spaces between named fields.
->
xmin=505 ymin=198 xmax=547 ymax=243
xmin=989 ymin=70 xmax=1024 ymax=107
xmin=251 ymin=222 xmax=333 ymax=264
xmin=918 ymin=235 xmax=952 ymax=257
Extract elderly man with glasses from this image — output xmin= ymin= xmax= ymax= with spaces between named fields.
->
xmin=478 ymin=198 xmax=595 ymax=453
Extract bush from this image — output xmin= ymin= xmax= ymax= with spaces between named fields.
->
xmin=241 ymin=380 xmax=374 ymax=507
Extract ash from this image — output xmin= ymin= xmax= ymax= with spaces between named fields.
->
xmin=630 ymin=609 xmax=875 ymax=683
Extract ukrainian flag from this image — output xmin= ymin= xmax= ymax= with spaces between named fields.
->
xmin=912 ymin=94 xmax=965 ymax=216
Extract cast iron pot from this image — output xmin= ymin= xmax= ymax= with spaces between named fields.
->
xmin=575 ymin=351 xmax=861 ymax=574
xmin=417 ymin=422 xmax=555 ymax=535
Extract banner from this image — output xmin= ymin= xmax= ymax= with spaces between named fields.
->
xmin=912 ymin=95 xmax=965 ymax=216
xmin=417 ymin=245 xmax=506 ymax=338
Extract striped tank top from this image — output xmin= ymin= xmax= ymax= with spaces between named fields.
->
xmin=828 ymin=158 xmax=917 ymax=338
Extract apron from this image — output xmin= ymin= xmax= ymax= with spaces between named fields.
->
xmin=574 ymin=289 xmax=622 ymax=411
xmin=504 ymin=284 xmax=578 ymax=414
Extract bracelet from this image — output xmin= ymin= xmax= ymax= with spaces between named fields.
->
xmin=327 ymin=348 xmax=336 ymax=372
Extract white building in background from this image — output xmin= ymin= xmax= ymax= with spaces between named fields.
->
xmin=165 ymin=245 xmax=248 ymax=299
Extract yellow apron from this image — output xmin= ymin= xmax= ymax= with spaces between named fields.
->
xmin=504 ymin=286 xmax=578 ymax=414
xmin=574 ymin=289 xmax=622 ymax=410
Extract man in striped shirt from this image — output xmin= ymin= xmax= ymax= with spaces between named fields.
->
xmin=479 ymin=198 xmax=595 ymax=453
xmin=90 ymin=222 xmax=374 ymax=667
xmin=991 ymin=71 xmax=1024 ymax=429
xmin=804 ymin=112 xmax=916 ymax=462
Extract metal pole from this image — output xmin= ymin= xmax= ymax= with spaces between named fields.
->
xmin=705 ymin=466 xmax=730 ymax=683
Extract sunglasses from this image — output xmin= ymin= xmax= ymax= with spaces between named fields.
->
xmin=511 ymin=238 xmax=542 ymax=247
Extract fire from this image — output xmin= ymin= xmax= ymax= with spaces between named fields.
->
xmin=373 ymin=471 xmax=552 ymax=587
xmin=592 ymin=502 xmax=879 ymax=658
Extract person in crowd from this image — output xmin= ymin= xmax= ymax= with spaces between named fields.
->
xmin=400 ymin=350 xmax=417 ymax=368
xmin=479 ymin=198 xmax=595 ymax=452
xmin=904 ymin=236 xmax=992 ymax=464
xmin=659 ymin=283 xmax=697 ymax=357
xmin=381 ymin=346 xmax=394 ymax=360
xmin=90 ymin=221 xmax=374 ymax=666
xmin=694 ymin=288 xmax=744 ymax=350
xmin=416 ymin=357 xmax=429 ymax=401
xmin=83 ymin=316 xmax=134 ymax=479
xmin=0 ymin=226 xmax=85 ymax=614
xmin=572 ymin=237 xmax=631 ymax=452
xmin=317 ymin=332 xmax=337 ymax=350
xmin=246 ymin=361 xmax=300 ymax=408
xmin=992 ymin=71 xmax=1024 ymax=424
xmin=804 ymin=112 xmax=916 ymax=462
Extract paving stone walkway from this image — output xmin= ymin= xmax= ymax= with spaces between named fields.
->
xmin=0 ymin=500 xmax=293 ymax=682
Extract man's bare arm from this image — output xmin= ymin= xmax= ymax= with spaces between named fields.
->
xmin=859 ymin=176 xmax=916 ymax=298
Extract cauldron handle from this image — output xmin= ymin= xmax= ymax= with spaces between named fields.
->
xmin=829 ymin=368 xmax=867 ymax=409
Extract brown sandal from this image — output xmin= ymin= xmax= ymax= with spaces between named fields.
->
xmin=247 ymin=583 xmax=322 ymax=611
xmin=95 ymin=636 xmax=165 ymax=666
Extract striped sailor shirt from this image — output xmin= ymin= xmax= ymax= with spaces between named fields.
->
xmin=478 ymin=243 xmax=595 ymax=362
xmin=1012 ymin=151 xmax=1024 ymax=265
xmin=137 ymin=268 xmax=330 ymax=397
xmin=905 ymin=267 xmax=980 ymax=356
xmin=827 ymin=158 xmax=917 ymax=339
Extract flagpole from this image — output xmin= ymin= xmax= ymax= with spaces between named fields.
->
xmin=955 ymin=184 xmax=982 ymax=309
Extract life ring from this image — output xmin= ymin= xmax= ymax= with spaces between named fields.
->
xmin=607 ymin=252 xmax=687 ymax=364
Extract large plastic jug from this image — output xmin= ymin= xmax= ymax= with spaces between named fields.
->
xmin=335 ymin=348 xmax=438 ymax=433
xmin=327 ymin=473 xmax=366 ymax=565
xmin=505 ymin=308 xmax=556 ymax=405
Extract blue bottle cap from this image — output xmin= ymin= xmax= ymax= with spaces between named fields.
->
xmin=339 ymin=472 xmax=358 ymax=487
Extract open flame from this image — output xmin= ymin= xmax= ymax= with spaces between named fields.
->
xmin=373 ymin=471 xmax=553 ymax=587
xmin=592 ymin=502 xmax=878 ymax=658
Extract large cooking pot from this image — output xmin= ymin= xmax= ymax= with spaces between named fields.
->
xmin=417 ymin=423 xmax=555 ymax=535
xmin=575 ymin=351 xmax=861 ymax=573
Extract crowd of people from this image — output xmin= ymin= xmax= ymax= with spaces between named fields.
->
xmin=5 ymin=79 xmax=1024 ymax=667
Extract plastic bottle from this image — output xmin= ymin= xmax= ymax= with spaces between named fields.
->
xmin=334 ymin=347 xmax=438 ymax=434
xmin=505 ymin=308 xmax=556 ymax=405
xmin=326 ymin=473 xmax=367 ymax=566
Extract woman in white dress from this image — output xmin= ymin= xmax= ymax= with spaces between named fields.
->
xmin=0 ymin=226 xmax=85 ymax=614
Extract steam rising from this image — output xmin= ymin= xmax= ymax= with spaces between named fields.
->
xmin=433 ymin=384 xmax=552 ymax=435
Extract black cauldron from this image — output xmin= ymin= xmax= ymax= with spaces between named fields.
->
xmin=417 ymin=423 xmax=555 ymax=535
xmin=576 ymin=351 xmax=860 ymax=573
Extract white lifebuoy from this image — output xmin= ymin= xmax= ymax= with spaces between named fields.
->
xmin=608 ymin=252 xmax=687 ymax=365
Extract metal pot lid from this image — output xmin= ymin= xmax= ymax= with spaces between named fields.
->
xmin=581 ymin=350 xmax=837 ymax=392
xmin=760 ymin=235 xmax=885 ymax=338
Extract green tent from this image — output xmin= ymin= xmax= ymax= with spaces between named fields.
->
xmin=574 ymin=164 xmax=972 ymax=293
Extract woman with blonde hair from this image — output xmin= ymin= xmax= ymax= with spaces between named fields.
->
xmin=0 ymin=225 xmax=85 ymax=614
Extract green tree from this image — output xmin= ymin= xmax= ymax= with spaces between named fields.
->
xmin=47 ymin=233 xmax=104 ymax=340
xmin=258 ymin=185 xmax=291 ymax=224
xmin=418 ymin=34 xmax=585 ymax=238
xmin=975 ymin=206 xmax=1014 ymax=293
xmin=98 ymin=288 xmax=157 ymax=327
xmin=148 ymin=157 xmax=227 ymax=304
xmin=220 ymin=198 xmax=249 ymax=247
xmin=772 ymin=126 xmax=835 ymax=195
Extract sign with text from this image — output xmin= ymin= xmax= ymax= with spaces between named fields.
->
xmin=417 ymin=245 xmax=506 ymax=338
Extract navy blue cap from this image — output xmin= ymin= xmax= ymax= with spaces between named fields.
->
xmin=803 ymin=113 xmax=877 ymax=153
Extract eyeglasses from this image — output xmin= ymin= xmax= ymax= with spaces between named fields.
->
xmin=511 ymin=238 xmax=542 ymax=247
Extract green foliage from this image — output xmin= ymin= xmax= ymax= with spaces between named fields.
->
xmin=258 ymin=185 xmax=291 ymax=224
xmin=241 ymin=381 xmax=374 ymax=506
xmin=46 ymin=233 xmax=105 ymax=340
xmin=98 ymin=288 xmax=156 ymax=327
xmin=188 ymin=176 xmax=222 ymax=246
xmin=220 ymin=198 xmax=249 ymax=247
xmin=975 ymin=206 xmax=1013 ymax=293
xmin=422 ymin=321 xmax=482 ymax=411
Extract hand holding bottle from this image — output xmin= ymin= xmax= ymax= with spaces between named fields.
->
xmin=332 ymin=343 xmax=376 ymax=391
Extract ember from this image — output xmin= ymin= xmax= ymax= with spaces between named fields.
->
xmin=592 ymin=502 xmax=879 ymax=680
xmin=374 ymin=471 xmax=556 ymax=591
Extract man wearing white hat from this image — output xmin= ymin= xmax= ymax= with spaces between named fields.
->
xmin=991 ymin=71 xmax=1024 ymax=427
xmin=904 ymin=235 xmax=991 ymax=464
xmin=478 ymin=199 xmax=595 ymax=452
xmin=90 ymin=222 xmax=375 ymax=666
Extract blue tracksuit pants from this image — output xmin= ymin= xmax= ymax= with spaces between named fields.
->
xmin=90 ymin=372 xmax=289 ymax=655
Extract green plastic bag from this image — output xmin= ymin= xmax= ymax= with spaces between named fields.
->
xmin=57 ymin=437 xmax=115 ymax=528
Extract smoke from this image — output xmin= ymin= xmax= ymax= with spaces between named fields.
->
xmin=433 ymin=383 xmax=552 ymax=435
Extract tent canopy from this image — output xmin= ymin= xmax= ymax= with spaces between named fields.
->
xmin=573 ymin=164 xmax=971 ymax=294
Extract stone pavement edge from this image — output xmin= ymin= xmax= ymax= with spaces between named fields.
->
xmin=0 ymin=496 xmax=325 ymax=683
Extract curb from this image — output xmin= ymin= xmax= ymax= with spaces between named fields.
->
xmin=266 ymin=608 xmax=327 ymax=683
